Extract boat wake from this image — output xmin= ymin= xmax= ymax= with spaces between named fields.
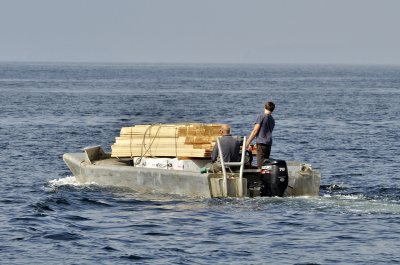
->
xmin=46 ymin=176 xmax=101 ymax=192
xmin=318 ymin=182 xmax=400 ymax=215
xmin=319 ymin=193 xmax=400 ymax=215
xmin=45 ymin=177 xmax=400 ymax=215
xmin=48 ymin=176 xmax=80 ymax=187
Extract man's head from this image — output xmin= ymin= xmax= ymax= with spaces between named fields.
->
xmin=220 ymin=124 xmax=231 ymax=135
xmin=265 ymin=101 xmax=275 ymax=113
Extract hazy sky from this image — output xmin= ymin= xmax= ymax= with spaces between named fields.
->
xmin=1 ymin=0 xmax=399 ymax=64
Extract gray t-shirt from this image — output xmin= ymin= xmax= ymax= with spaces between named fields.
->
xmin=255 ymin=113 xmax=275 ymax=145
xmin=211 ymin=135 xmax=241 ymax=162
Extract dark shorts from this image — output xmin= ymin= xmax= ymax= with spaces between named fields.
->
xmin=256 ymin=144 xmax=271 ymax=168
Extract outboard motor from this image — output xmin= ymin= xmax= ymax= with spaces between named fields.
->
xmin=259 ymin=159 xmax=288 ymax=197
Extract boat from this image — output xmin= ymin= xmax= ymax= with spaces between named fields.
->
xmin=63 ymin=143 xmax=321 ymax=198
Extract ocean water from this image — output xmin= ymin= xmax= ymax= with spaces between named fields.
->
xmin=1 ymin=62 xmax=400 ymax=264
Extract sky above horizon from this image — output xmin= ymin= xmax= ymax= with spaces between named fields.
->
xmin=1 ymin=0 xmax=400 ymax=65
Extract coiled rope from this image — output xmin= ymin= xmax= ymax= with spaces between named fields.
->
xmin=131 ymin=123 xmax=202 ymax=166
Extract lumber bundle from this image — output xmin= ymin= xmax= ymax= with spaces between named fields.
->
xmin=111 ymin=123 xmax=223 ymax=158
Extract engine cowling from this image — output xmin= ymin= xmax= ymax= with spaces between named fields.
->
xmin=259 ymin=159 xmax=288 ymax=197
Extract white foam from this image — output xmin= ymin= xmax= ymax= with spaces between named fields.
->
xmin=320 ymin=193 xmax=400 ymax=214
xmin=48 ymin=176 xmax=79 ymax=186
xmin=47 ymin=176 xmax=101 ymax=190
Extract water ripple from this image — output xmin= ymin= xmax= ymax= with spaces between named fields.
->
xmin=2 ymin=63 xmax=400 ymax=264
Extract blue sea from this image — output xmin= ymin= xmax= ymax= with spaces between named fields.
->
xmin=1 ymin=62 xmax=400 ymax=264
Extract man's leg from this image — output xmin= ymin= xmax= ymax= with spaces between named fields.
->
xmin=256 ymin=144 xmax=272 ymax=168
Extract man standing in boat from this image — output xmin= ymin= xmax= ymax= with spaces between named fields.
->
xmin=210 ymin=124 xmax=241 ymax=172
xmin=245 ymin=101 xmax=275 ymax=168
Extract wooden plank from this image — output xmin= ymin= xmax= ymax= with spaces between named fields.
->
xmin=111 ymin=150 xmax=211 ymax=158
xmin=114 ymin=137 xmax=187 ymax=145
xmin=120 ymin=126 xmax=181 ymax=138
xmin=111 ymin=149 xmax=210 ymax=155
xmin=115 ymin=136 xmax=216 ymax=145
xmin=111 ymin=144 xmax=208 ymax=150
xmin=111 ymin=123 xmax=224 ymax=158
xmin=112 ymin=141 xmax=214 ymax=148
xmin=111 ymin=145 xmax=212 ymax=152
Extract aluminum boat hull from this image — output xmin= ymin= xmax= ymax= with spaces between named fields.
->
xmin=63 ymin=146 xmax=321 ymax=198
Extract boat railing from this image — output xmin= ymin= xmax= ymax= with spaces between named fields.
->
xmin=216 ymin=136 xmax=247 ymax=197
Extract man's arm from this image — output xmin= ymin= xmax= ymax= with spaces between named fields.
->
xmin=246 ymin=124 xmax=260 ymax=149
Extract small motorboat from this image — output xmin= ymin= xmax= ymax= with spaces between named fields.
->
xmin=63 ymin=144 xmax=321 ymax=198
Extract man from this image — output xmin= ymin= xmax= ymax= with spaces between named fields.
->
xmin=245 ymin=101 xmax=275 ymax=168
xmin=210 ymin=124 xmax=241 ymax=172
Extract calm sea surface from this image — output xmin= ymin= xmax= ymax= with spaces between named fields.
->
xmin=1 ymin=62 xmax=400 ymax=264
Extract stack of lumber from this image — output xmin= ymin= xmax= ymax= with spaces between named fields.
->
xmin=111 ymin=123 xmax=223 ymax=158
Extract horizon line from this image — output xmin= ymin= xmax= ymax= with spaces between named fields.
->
xmin=1 ymin=60 xmax=399 ymax=67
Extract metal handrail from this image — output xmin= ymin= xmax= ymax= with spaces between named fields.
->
xmin=216 ymin=136 xmax=246 ymax=197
